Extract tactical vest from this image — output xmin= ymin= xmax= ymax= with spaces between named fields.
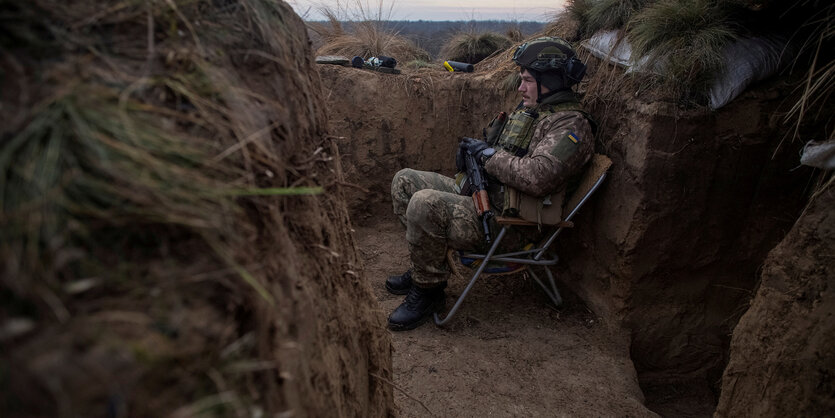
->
xmin=486 ymin=100 xmax=588 ymax=154
xmin=486 ymin=99 xmax=591 ymax=225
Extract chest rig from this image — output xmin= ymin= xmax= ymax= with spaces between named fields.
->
xmin=483 ymin=99 xmax=588 ymax=225
xmin=485 ymin=100 xmax=584 ymax=152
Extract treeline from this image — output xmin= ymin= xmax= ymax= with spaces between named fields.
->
xmin=310 ymin=20 xmax=545 ymax=59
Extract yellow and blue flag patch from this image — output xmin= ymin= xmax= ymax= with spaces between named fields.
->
xmin=550 ymin=131 xmax=581 ymax=160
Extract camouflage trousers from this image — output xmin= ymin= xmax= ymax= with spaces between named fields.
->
xmin=391 ymin=168 xmax=530 ymax=287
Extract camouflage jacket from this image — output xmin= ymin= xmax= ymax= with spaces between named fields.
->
xmin=484 ymin=93 xmax=594 ymax=198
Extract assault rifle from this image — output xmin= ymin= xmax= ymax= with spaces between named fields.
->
xmin=461 ymin=137 xmax=494 ymax=245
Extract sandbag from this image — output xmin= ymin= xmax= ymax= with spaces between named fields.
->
xmin=581 ymin=30 xmax=794 ymax=110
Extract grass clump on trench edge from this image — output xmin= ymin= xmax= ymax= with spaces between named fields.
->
xmin=309 ymin=2 xmax=430 ymax=62
xmin=1 ymin=0 xmax=324 ymax=306
xmin=1 ymin=0 xmax=328 ymax=413
xmin=627 ymin=0 xmax=744 ymax=105
xmin=555 ymin=0 xmax=832 ymax=112
xmin=0 ymin=78 xmax=305 ymax=303
xmin=782 ymin=1 xmax=835 ymax=141
xmin=556 ymin=0 xmax=745 ymax=106
xmin=571 ymin=0 xmax=651 ymax=40
xmin=439 ymin=31 xmax=513 ymax=64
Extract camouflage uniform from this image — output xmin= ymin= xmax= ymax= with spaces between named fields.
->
xmin=485 ymin=92 xmax=595 ymax=198
xmin=391 ymin=93 xmax=594 ymax=287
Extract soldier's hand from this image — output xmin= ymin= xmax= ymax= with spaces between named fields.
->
xmin=460 ymin=137 xmax=495 ymax=165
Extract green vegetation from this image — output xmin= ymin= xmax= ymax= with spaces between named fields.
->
xmin=559 ymin=0 xmax=833 ymax=112
xmin=628 ymin=0 xmax=743 ymax=103
xmin=583 ymin=0 xmax=649 ymax=37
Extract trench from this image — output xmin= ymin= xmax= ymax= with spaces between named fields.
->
xmin=319 ymin=59 xmax=815 ymax=415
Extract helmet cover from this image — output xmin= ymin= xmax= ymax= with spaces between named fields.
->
xmin=513 ymin=37 xmax=586 ymax=86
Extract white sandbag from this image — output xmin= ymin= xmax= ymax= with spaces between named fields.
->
xmin=581 ymin=30 xmax=793 ymax=110
xmin=801 ymin=140 xmax=835 ymax=170
xmin=581 ymin=30 xmax=661 ymax=75
xmin=582 ymin=30 xmax=633 ymax=67
xmin=708 ymin=36 xmax=791 ymax=110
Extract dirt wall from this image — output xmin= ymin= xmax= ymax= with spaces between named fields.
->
xmin=715 ymin=178 xmax=834 ymax=416
xmin=317 ymin=53 xmax=820 ymax=412
xmin=319 ymin=65 xmax=518 ymax=223
xmin=1 ymin=1 xmax=392 ymax=416
xmin=559 ymin=74 xmax=815 ymax=402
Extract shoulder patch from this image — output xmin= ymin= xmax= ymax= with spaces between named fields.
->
xmin=550 ymin=132 xmax=580 ymax=161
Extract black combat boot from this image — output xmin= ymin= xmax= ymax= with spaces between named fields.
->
xmin=385 ymin=269 xmax=413 ymax=295
xmin=387 ymin=283 xmax=446 ymax=331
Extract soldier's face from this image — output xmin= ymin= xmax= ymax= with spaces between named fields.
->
xmin=518 ymin=69 xmax=549 ymax=107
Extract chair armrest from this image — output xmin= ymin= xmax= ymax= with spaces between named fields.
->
xmin=495 ymin=216 xmax=574 ymax=228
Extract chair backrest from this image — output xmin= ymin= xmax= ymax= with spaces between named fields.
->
xmin=530 ymin=153 xmax=611 ymax=261
xmin=563 ymin=153 xmax=612 ymax=221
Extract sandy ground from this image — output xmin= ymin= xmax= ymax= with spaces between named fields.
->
xmin=355 ymin=220 xmax=657 ymax=417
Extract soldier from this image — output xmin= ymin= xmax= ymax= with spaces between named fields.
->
xmin=387 ymin=37 xmax=595 ymax=331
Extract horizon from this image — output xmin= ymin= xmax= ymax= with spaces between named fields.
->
xmin=301 ymin=18 xmax=549 ymax=22
xmin=287 ymin=0 xmax=567 ymax=22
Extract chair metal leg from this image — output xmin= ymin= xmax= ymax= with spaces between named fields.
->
xmin=528 ymin=266 xmax=563 ymax=307
xmin=434 ymin=227 xmax=509 ymax=326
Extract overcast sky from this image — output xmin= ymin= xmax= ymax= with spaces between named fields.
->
xmin=287 ymin=0 xmax=567 ymax=22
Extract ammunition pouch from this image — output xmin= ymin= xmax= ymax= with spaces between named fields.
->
xmin=503 ymin=187 xmax=564 ymax=225
xmin=484 ymin=112 xmax=508 ymax=145
xmin=496 ymin=110 xmax=539 ymax=156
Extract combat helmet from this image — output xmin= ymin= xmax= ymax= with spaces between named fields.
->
xmin=512 ymin=37 xmax=586 ymax=102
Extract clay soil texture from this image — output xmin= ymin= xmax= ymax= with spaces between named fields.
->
xmin=357 ymin=220 xmax=686 ymax=417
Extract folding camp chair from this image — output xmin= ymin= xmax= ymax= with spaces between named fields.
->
xmin=434 ymin=154 xmax=613 ymax=326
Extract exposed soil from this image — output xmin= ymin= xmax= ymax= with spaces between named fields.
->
xmin=1 ymin=2 xmax=393 ymax=417
xmin=715 ymin=179 xmax=835 ymax=417
xmin=355 ymin=220 xmax=662 ymax=417
xmin=5 ymin=2 xmax=832 ymax=416
xmin=318 ymin=46 xmax=830 ymax=416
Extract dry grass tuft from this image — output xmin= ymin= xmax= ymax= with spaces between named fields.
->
xmin=0 ymin=0 xmax=340 ymax=414
xmin=439 ymin=31 xmax=513 ymax=64
xmin=553 ymin=0 xmax=647 ymax=40
xmin=584 ymin=0 xmax=650 ymax=36
xmin=546 ymin=5 xmax=585 ymax=41
xmin=0 ymin=0 xmax=315 ymax=304
xmin=627 ymin=0 xmax=743 ymax=105
xmin=549 ymin=0 xmax=752 ymax=106
xmin=309 ymin=5 xmax=429 ymax=62
xmin=505 ymin=26 xmax=524 ymax=42
xmin=784 ymin=1 xmax=835 ymax=141
xmin=403 ymin=59 xmax=436 ymax=69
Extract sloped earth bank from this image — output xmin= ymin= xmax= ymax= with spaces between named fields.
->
xmin=1 ymin=1 xmax=391 ymax=416
xmin=357 ymin=222 xmax=654 ymax=417
xmin=716 ymin=179 xmax=834 ymax=417
xmin=319 ymin=49 xmax=825 ymax=414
